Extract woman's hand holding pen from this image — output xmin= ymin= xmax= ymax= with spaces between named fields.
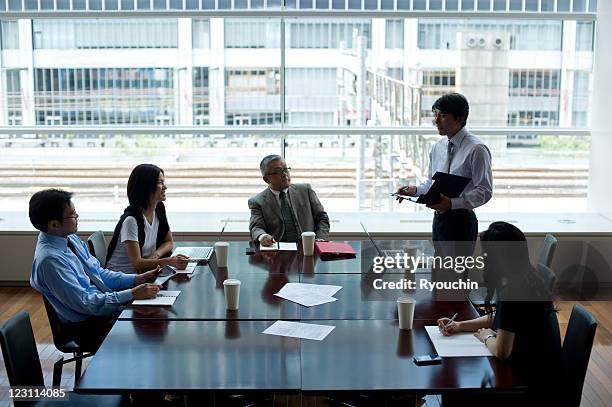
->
xmin=437 ymin=313 xmax=460 ymax=336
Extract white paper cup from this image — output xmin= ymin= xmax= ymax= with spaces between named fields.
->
xmin=223 ymin=279 xmax=241 ymax=310
xmin=397 ymin=296 xmax=416 ymax=330
xmin=403 ymin=244 xmax=419 ymax=271
xmin=301 ymin=231 xmax=316 ymax=256
xmin=214 ymin=242 xmax=229 ymax=267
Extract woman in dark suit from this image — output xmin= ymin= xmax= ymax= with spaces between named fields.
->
xmin=438 ymin=221 xmax=562 ymax=405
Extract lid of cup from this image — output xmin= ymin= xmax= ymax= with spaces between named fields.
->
xmin=223 ymin=279 xmax=241 ymax=285
xmin=301 ymin=231 xmax=316 ymax=236
xmin=397 ymin=296 xmax=415 ymax=303
xmin=215 ymin=241 xmax=229 ymax=246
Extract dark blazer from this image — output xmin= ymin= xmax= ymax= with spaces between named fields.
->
xmin=248 ymin=183 xmax=330 ymax=242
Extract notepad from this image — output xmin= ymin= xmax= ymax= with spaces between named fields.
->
xmin=259 ymin=242 xmax=298 ymax=251
xmin=424 ymin=325 xmax=493 ymax=357
xmin=132 ymin=290 xmax=181 ymax=306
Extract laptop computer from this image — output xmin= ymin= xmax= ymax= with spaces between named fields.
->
xmin=359 ymin=222 xmax=404 ymax=258
xmin=172 ymin=246 xmax=214 ymax=262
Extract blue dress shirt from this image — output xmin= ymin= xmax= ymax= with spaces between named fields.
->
xmin=31 ymin=232 xmax=136 ymax=323
xmin=415 ymin=127 xmax=493 ymax=210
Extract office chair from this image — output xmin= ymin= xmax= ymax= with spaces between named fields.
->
xmin=562 ymin=304 xmax=597 ymax=407
xmin=535 ymin=263 xmax=557 ymax=294
xmin=42 ymin=296 xmax=94 ymax=387
xmin=538 ymin=233 xmax=558 ymax=268
xmin=87 ymin=230 xmax=108 ymax=268
xmin=0 ymin=310 xmax=123 ymax=407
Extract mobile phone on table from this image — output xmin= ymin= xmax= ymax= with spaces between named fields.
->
xmin=154 ymin=265 xmax=176 ymax=285
xmin=413 ymin=354 xmax=443 ymax=366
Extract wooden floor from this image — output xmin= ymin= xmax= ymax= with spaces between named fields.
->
xmin=0 ymin=287 xmax=610 ymax=407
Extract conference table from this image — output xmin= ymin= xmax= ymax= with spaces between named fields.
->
xmin=76 ymin=240 xmax=526 ymax=399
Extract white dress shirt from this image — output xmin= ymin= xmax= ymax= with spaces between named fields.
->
xmin=415 ymin=127 xmax=493 ymax=211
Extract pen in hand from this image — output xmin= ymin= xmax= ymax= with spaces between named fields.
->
xmin=439 ymin=312 xmax=458 ymax=335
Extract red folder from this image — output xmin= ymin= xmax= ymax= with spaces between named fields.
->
xmin=314 ymin=241 xmax=356 ymax=261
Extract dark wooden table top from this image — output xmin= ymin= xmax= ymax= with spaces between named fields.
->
xmin=120 ymin=263 xmax=475 ymax=321
xmin=119 ymin=267 xmax=301 ymax=321
xmin=297 ymin=273 xmax=479 ymax=321
xmin=77 ymin=320 xmax=301 ymax=394
xmin=301 ymin=319 xmax=526 ymax=394
xmin=79 ymin=240 xmax=523 ymax=396
xmin=77 ymin=319 xmax=524 ymax=394
xmin=176 ymin=240 xmax=434 ymax=275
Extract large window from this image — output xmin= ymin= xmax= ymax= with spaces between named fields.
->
xmin=0 ymin=16 xmax=594 ymax=214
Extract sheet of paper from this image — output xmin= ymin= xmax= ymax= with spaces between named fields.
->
xmin=263 ymin=320 xmax=335 ymax=341
xmin=260 ymin=242 xmax=298 ymax=251
xmin=274 ymin=290 xmax=338 ymax=307
xmin=277 ymin=282 xmax=342 ymax=298
xmin=274 ymin=282 xmax=342 ymax=307
xmin=132 ymin=291 xmax=181 ymax=306
xmin=424 ymin=326 xmax=493 ymax=357
xmin=168 ymin=263 xmax=197 ymax=274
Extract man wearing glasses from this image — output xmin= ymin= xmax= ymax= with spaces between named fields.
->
xmin=29 ymin=189 xmax=161 ymax=350
xmin=249 ymin=155 xmax=330 ymax=246
xmin=396 ymin=93 xmax=493 ymax=255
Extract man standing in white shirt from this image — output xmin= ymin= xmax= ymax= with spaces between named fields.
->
xmin=397 ymin=93 xmax=493 ymax=255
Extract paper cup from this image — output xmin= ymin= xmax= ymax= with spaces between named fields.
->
xmin=223 ymin=279 xmax=241 ymax=310
xmin=397 ymin=296 xmax=416 ymax=330
xmin=214 ymin=242 xmax=229 ymax=267
xmin=301 ymin=231 xmax=316 ymax=256
xmin=403 ymin=244 xmax=420 ymax=271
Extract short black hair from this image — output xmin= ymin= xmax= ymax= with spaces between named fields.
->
xmin=29 ymin=189 xmax=73 ymax=232
xmin=127 ymin=164 xmax=164 ymax=209
xmin=259 ymin=155 xmax=283 ymax=176
xmin=480 ymin=221 xmax=527 ymax=243
xmin=432 ymin=93 xmax=470 ymax=127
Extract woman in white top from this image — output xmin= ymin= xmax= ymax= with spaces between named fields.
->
xmin=106 ymin=164 xmax=188 ymax=273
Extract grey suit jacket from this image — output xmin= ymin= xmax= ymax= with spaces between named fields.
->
xmin=248 ymin=183 xmax=330 ymax=242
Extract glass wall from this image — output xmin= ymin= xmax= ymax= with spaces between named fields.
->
xmin=0 ymin=16 xmax=593 ymax=214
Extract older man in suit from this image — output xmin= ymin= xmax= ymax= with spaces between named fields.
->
xmin=249 ymin=155 xmax=330 ymax=246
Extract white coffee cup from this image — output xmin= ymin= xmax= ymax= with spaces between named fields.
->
xmin=223 ymin=279 xmax=241 ymax=310
xmin=397 ymin=296 xmax=416 ymax=330
xmin=301 ymin=231 xmax=316 ymax=256
xmin=403 ymin=244 xmax=419 ymax=271
xmin=214 ymin=242 xmax=229 ymax=267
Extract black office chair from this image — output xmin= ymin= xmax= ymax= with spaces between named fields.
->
xmin=42 ymin=296 xmax=94 ymax=387
xmin=0 ymin=310 xmax=123 ymax=407
xmin=536 ymin=263 xmax=557 ymax=294
xmin=538 ymin=233 xmax=558 ymax=268
xmin=562 ymin=304 xmax=597 ymax=407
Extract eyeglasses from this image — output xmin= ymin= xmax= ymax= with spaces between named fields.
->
xmin=62 ymin=210 xmax=79 ymax=220
xmin=266 ymin=167 xmax=291 ymax=176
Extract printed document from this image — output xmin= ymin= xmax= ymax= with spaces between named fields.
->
xmin=424 ymin=326 xmax=493 ymax=357
xmin=274 ymin=282 xmax=342 ymax=307
xmin=260 ymin=242 xmax=298 ymax=251
xmin=132 ymin=290 xmax=181 ymax=306
xmin=263 ymin=320 xmax=335 ymax=341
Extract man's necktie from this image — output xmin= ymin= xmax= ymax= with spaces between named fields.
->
xmin=279 ymin=191 xmax=300 ymax=242
xmin=445 ymin=141 xmax=454 ymax=173
xmin=67 ymin=240 xmax=112 ymax=293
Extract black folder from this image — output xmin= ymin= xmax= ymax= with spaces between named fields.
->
xmin=414 ymin=172 xmax=471 ymax=205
